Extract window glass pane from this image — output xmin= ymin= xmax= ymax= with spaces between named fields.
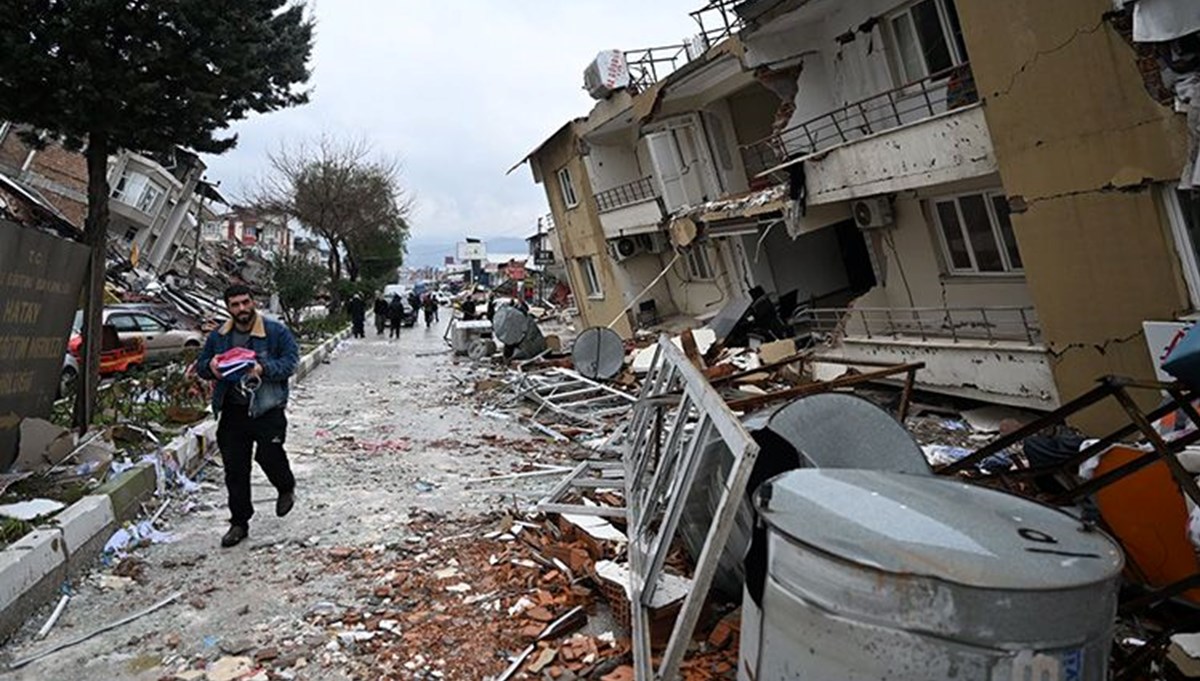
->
xmin=936 ymin=201 xmax=972 ymax=270
xmin=136 ymin=315 xmax=166 ymax=332
xmin=912 ymin=0 xmax=953 ymax=74
xmin=109 ymin=315 xmax=138 ymax=331
xmin=941 ymin=0 xmax=968 ymax=63
xmin=891 ymin=14 xmax=925 ymax=81
xmin=960 ymin=194 xmax=1003 ymax=271
xmin=991 ymin=195 xmax=1022 ymax=269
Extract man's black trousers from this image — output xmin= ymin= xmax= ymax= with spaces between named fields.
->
xmin=216 ymin=404 xmax=295 ymax=528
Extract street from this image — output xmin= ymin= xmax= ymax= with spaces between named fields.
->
xmin=2 ymin=316 xmax=580 ymax=680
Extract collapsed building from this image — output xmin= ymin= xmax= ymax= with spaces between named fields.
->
xmin=513 ymin=0 xmax=1200 ymax=433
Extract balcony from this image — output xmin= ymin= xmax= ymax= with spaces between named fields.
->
xmin=594 ymin=177 xmax=666 ymax=239
xmin=743 ymin=64 xmax=996 ymax=204
xmin=801 ymin=306 xmax=1059 ymax=410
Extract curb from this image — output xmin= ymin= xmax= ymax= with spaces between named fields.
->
xmin=293 ymin=325 xmax=351 ymax=384
xmin=0 ymin=327 xmax=349 ymax=642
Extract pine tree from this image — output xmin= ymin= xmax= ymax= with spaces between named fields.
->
xmin=0 ymin=0 xmax=315 ymax=428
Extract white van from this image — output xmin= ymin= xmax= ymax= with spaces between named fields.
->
xmin=382 ymin=284 xmax=408 ymax=301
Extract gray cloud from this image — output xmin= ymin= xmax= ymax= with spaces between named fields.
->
xmin=202 ymin=0 xmax=702 ymax=265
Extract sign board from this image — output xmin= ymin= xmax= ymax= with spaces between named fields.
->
xmin=534 ymin=249 xmax=555 ymax=266
xmin=0 ymin=220 xmax=90 ymax=470
xmin=1144 ymin=320 xmax=1191 ymax=383
xmin=456 ymin=241 xmax=487 ymax=262
xmin=507 ymin=260 xmax=527 ymax=281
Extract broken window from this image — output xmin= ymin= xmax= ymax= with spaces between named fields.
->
xmin=932 ymin=190 xmax=1023 ymax=275
xmin=110 ymin=169 xmax=131 ymax=200
xmin=135 ymin=181 xmax=165 ymax=214
xmin=578 ymin=256 xmax=602 ymax=298
xmin=888 ymin=0 xmax=967 ymax=83
xmin=557 ymin=166 xmax=579 ymax=209
xmin=685 ymin=243 xmax=715 ymax=280
xmin=1162 ymin=185 xmax=1200 ymax=308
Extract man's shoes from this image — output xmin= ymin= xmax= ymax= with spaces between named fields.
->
xmin=221 ymin=525 xmax=248 ymax=548
xmin=276 ymin=490 xmax=295 ymax=517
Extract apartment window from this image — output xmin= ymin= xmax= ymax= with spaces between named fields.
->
xmin=1164 ymin=186 xmax=1200 ymax=308
xmin=888 ymin=0 xmax=968 ymax=82
xmin=578 ymin=256 xmax=602 ymax=298
xmin=685 ymin=243 xmax=715 ymax=280
xmin=932 ymin=191 xmax=1022 ymax=275
xmin=135 ymin=182 xmax=165 ymax=214
xmin=110 ymin=169 xmax=131 ymax=199
xmin=558 ymin=167 xmax=579 ymax=209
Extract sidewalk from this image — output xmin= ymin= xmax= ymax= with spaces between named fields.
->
xmin=0 ymin=317 xmax=573 ymax=680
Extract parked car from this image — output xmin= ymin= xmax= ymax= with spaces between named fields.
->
xmin=59 ymin=352 xmax=78 ymax=398
xmin=67 ymin=322 xmax=146 ymax=377
xmin=434 ymin=291 xmax=453 ymax=306
xmin=72 ymin=309 xmax=203 ymax=365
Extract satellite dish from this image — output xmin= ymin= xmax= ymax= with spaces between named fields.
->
xmin=573 ymin=326 xmax=625 ymax=380
xmin=669 ymin=217 xmax=698 ymax=248
xmin=493 ymin=306 xmax=529 ymax=345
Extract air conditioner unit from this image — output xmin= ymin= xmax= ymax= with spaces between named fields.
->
xmin=608 ymin=236 xmax=644 ymax=263
xmin=852 ymin=198 xmax=894 ymax=229
xmin=638 ymin=232 xmax=669 ymax=254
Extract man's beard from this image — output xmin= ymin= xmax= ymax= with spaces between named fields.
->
xmin=234 ymin=310 xmax=255 ymax=325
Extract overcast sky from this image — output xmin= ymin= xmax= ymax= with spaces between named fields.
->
xmin=202 ymin=0 xmax=704 ymax=266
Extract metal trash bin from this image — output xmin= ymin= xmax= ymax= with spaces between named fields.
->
xmin=740 ymin=469 xmax=1123 ymax=681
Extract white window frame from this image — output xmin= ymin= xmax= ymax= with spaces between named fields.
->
xmin=685 ymin=243 xmax=715 ymax=280
xmin=557 ymin=166 xmax=579 ymax=209
xmin=110 ymin=169 xmax=131 ymax=200
xmin=578 ymin=256 xmax=603 ymax=299
xmin=931 ymin=189 xmax=1023 ymax=276
xmin=135 ymin=181 xmax=165 ymax=214
xmin=1163 ymin=185 xmax=1200 ymax=309
xmin=886 ymin=0 xmax=966 ymax=83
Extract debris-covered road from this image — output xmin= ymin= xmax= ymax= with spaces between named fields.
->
xmin=1 ymin=317 xmax=594 ymax=680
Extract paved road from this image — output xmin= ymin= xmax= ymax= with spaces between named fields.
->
xmin=1 ymin=314 xmax=563 ymax=680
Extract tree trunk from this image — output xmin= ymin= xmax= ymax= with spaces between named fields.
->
xmin=73 ymin=132 xmax=110 ymax=432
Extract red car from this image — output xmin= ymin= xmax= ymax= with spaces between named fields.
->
xmin=67 ymin=322 xmax=147 ymax=376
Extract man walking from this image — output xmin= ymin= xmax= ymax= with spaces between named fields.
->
xmin=387 ymin=294 xmax=405 ymax=339
xmin=373 ymin=295 xmax=388 ymax=336
xmin=347 ymin=293 xmax=366 ymax=338
xmin=196 ymin=285 xmax=299 ymax=548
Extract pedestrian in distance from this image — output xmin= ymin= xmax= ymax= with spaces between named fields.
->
xmin=422 ymin=292 xmax=437 ymax=328
xmin=348 ymin=293 xmax=366 ymax=339
xmin=196 ymin=284 xmax=299 ymax=548
xmin=387 ymin=294 xmax=405 ymax=339
xmin=373 ymin=296 xmax=388 ymax=336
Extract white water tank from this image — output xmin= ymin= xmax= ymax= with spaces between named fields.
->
xmin=740 ymin=469 xmax=1123 ymax=681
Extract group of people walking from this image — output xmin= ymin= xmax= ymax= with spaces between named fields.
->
xmin=346 ymin=289 xmax=441 ymax=339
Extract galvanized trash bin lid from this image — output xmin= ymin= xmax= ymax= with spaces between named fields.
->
xmin=750 ymin=470 xmax=1124 ymax=680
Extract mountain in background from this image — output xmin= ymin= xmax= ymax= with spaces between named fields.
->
xmin=403 ymin=235 xmax=532 ymax=268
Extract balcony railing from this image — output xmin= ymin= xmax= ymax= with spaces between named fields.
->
xmin=594 ymin=177 xmax=661 ymax=213
xmin=742 ymin=63 xmax=979 ymax=176
xmin=801 ymin=305 xmax=1041 ymax=346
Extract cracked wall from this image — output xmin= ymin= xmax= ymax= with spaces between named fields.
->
xmin=959 ymin=0 xmax=1191 ymax=432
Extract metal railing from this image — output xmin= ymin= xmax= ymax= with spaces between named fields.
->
xmin=594 ymin=177 xmax=661 ymax=213
xmin=742 ymin=63 xmax=979 ymax=174
xmin=689 ymin=0 xmax=744 ymax=46
xmin=625 ymin=43 xmax=694 ymax=91
xmin=801 ymin=305 xmax=1042 ymax=346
